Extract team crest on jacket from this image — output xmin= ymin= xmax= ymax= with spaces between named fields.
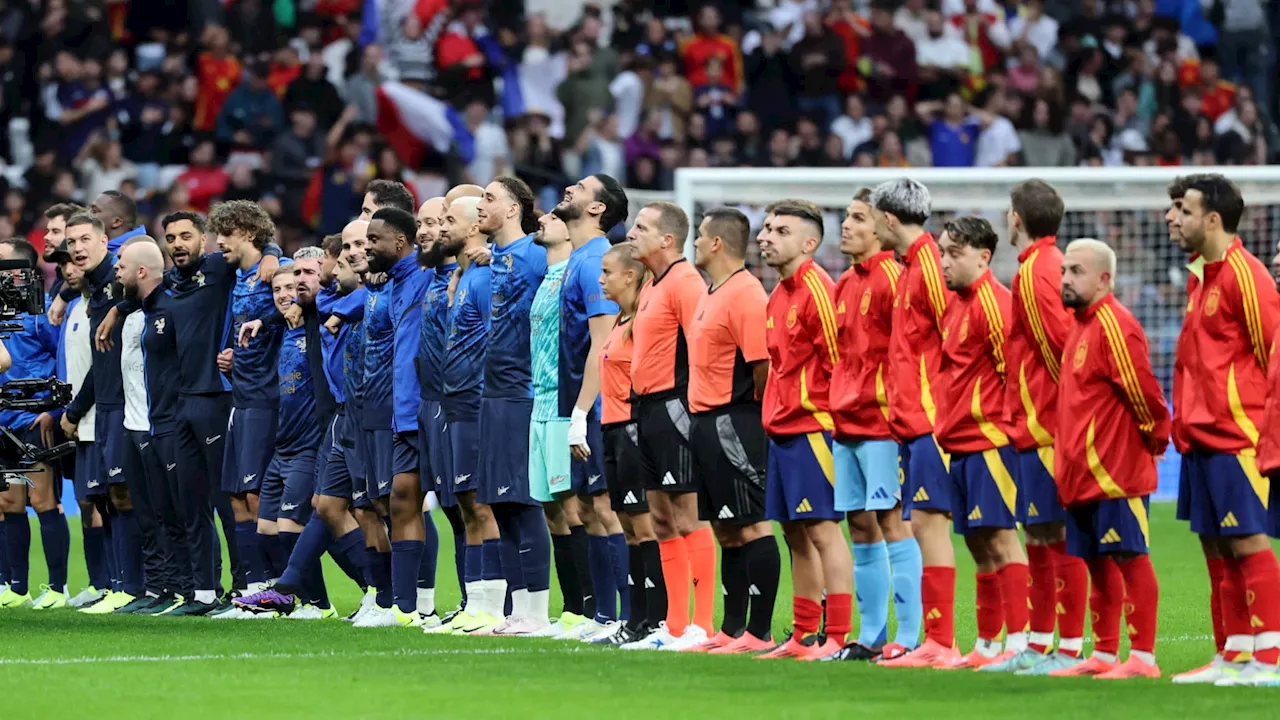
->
xmin=247 ymin=276 xmax=258 ymax=290
xmin=958 ymin=315 xmax=969 ymax=343
xmin=103 ymin=284 xmax=113 ymax=300
xmin=786 ymin=305 xmax=798 ymax=328
xmin=1204 ymin=286 xmax=1221 ymax=316
xmin=458 ymin=288 xmax=468 ymax=305
xmin=504 ymin=253 xmax=514 ymax=271
xmin=295 ymin=338 xmax=306 ymax=352
xmin=194 ymin=271 xmax=206 ymax=287
xmin=154 ymin=317 xmax=166 ymax=334
xmin=1073 ymin=339 xmax=1087 ymax=369
xmin=860 ymin=288 xmax=873 ymax=315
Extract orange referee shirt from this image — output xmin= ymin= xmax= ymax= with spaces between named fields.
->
xmin=888 ymin=233 xmax=952 ymax=441
xmin=1057 ymin=293 xmax=1170 ymax=507
xmin=831 ymin=250 xmax=901 ymax=441
xmin=631 ymin=259 xmax=706 ymax=398
xmin=1179 ymin=238 xmax=1279 ymax=454
xmin=1004 ymin=237 xmax=1072 ymax=451
xmin=935 ymin=268 xmax=1013 ymax=454
xmin=599 ymin=318 xmax=634 ymax=426
xmin=687 ymin=269 xmax=769 ymax=413
xmin=763 ymin=258 xmax=840 ymax=437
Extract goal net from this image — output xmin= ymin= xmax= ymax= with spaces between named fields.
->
xmin=656 ymin=166 xmax=1280 ymax=501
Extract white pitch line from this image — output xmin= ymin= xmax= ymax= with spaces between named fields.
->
xmin=0 ymin=646 xmax=569 ymax=667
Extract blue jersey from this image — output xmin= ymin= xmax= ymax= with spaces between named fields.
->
xmin=388 ymin=255 xmax=431 ymax=434
xmin=484 ymin=233 xmax=547 ymax=399
xmin=361 ymin=282 xmax=395 ymax=429
xmin=231 ymin=262 xmax=285 ymax=409
xmin=558 ymin=236 xmax=619 ymax=418
xmin=531 ymin=260 xmax=568 ymax=421
xmin=66 ymin=252 xmax=125 ymax=422
xmin=318 ymin=285 xmax=366 ymax=405
xmin=140 ymin=288 xmax=182 ymax=435
xmin=107 ymin=225 xmax=149 ymax=254
xmin=165 ymin=254 xmax=237 ymax=395
xmin=418 ymin=263 xmax=456 ymax=402
xmin=275 ymin=324 xmax=321 ymax=453
xmin=0 ymin=297 xmax=59 ymax=430
xmin=442 ymin=263 xmax=492 ymax=420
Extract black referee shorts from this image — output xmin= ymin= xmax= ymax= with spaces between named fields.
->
xmin=605 ymin=422 xmax=648 ymax=513
xmin=690 ymin=404 xmax=768 ymax=526
xmin=634 ymin=394 xmax=697 ymax=494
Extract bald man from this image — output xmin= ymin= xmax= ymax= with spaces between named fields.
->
xmin=111 ymin=239 xmax=189 ymax=614
xmin=446 ymin=184 xmax=485 ymax=206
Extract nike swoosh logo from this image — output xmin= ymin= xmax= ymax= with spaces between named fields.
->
xmin=206 ymin=435 xmax=222 ymax=445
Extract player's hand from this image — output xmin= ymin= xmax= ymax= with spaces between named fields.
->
xmin=367 ymin=272 xmax=389 ymax=285
xmin=216 ymin=348 xmax=234 ymax=373
xmin=257 ymin=254 xmax=279 ymax=282
xmin=59 ymin=414 xmax=77 ymax=440
xmin=568 ymin=407 xmax=590 ymax=461
xmin=324 ymin=315 xmax=343 ymax=336
xmin=465 ymin=246 xmax=492 ymax=266
xmin=283 ymin=303 xmax=303 ymax=328
xmin=48 ymin=295 xmax=67 ymax=326
xmin=32 ymin=413 xmax=55 ymax=448
xmin=238 ymin=319 xmax=262 ymax=347
xmin=95 ymin=306 xmax=118 ymax=352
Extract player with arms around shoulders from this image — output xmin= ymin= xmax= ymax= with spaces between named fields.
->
xmin=827 ymin=189 xmax=921 ymax=661
xmin=756 ymin=199 xmax=855 ymax=660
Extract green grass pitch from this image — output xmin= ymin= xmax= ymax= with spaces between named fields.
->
xmin=2 ymin=503 xmax=1278 ymax=718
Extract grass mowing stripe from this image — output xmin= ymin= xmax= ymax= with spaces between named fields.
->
xmin=0 ymin=646 xmax=568 ymax=666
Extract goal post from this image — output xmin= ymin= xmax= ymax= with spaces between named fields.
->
xmin=659 ymin=165 xmax=1280 ymax=501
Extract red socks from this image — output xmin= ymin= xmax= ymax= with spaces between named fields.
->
xmin=1086 ymin=556 xmax=1124 ymax=655
xmin=658 ymin=536 xmax=690 ymax=637
xmin=793 ymin=596 xmax=823 ymax=639
xmin=685 ymin=528 xmax=717 ymax=634
xmin=825 ymin=593 xmax=853 ymax=646
xmin=921 ymin=566 xmax=956 ymax=647
xmin=1240 ymin=549 xmax=1280 ymax=665
xmin=1026 ymin=545 xmax=1055 ymax=652
xmin=975 ymin=571 xmax=1004 ymax=642
xmin=1117 ymin=555 xmax=1159 ymax=654
xmin=1050 ymin=542 xmax=1089 ymax=655
xmin=997 ymin=562 xmax=1030 ymax=637
xmin=1222 ymin=556 xmax=1253 ymax=662
xmin=1207 ymin=556 xmax=1227 ymax=654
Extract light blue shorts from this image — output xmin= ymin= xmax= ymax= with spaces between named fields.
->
xmin=529 ymin=419 xmax=572 ymax=503
xmin=834 ymin=438 xmax=902 ymax=513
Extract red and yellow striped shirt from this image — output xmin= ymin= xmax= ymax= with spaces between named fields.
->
xmin=831 ymin=249 xmax=901 ymax=441
xmin=1171 ymin=254 xmax=1204 ymax=454
xmin=1057 ymin=293 xmax=1170 ymax=507
xmin=935 ymin=269 xmax=1013 ymax=454
xmin=1004 ymin=237 xmax=1072 ymax=450
xmin=1180 ymin=238 xmax=1279 ymax=453
xmin=887 ymin=233 xmax=952 ymax=441
xmin=762 ymin=259 xmax=839 ymax=437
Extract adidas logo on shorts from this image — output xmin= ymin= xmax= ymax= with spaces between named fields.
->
xmin=717 ymin=506 xmax=735 ymax=519
xmin=871 ymin=488 xmax=892 ymax=502
xmin=661 ymin=472 xmax=677 ymax=486
xmin=623 ymin=491 xmax=639 ymax=505
xmin=748 ymin=584 xmax=760 ymax=596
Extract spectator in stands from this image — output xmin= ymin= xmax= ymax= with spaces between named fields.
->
xmin=831 ymin=94 xmax=872 ymax=160
xmin=826 ymin=0 xmax=869 ymax=98
xmin=462 ymin=97 xmax=509 ymax=187
xmin=177 ymin=139 xmax=230 ymax=214
xmin=286 ymin=51 xmax=344 ymax=129
xmin=643 ymin=55 xmax=693 ymax=139
xmin=216 ymin=62 xmax=285 ymax=148
xmin=343 ymin=44 xmax=384 ymax=125
xmin=681 ymin=5 xmax=743 ymax=94
xmin=610 ymin=54 xmax=650 ymax=140
xmin=893 ymin=0 xmax=929 ymax=44
xmin=1018 ymin=97 xmax=1075 ymax=167
xmin=77 ymin=132 xmax=138 ymax=203
xmin=193 ymin=25 xmax=241 ymax=132
xmin=973 ymin=89 xmax=1021 ymax=167
xmin=861 ymin=1 xmax=917 ymax=104
xmin=744 ymin=27 xmax=795 ymax=134
xmin=789 ymin=11 xmax=846 ymax=127
xmin=915 ymin=9 xmax=970 ymax=101
xmin=917 ymin=92 xmax=982 ymax=167
xmin=559 ymin=40 xmax=613 ymax=144
xmin=1010 ymin=0 xmax=1059 ymax=60
xmin=271 ymin=106 xmax=324 ymax=220
xmin=694 ymin=56 xmax=739 ymax=139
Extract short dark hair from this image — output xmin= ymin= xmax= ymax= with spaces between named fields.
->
xmin=44 ymin=203 xmax=85 ymax=223
xmin=943 ymin=216 xmax=999 ymax=256
xmin=592 ymin=174 xmax=629 ymax=232
xmin=208 ymin=200 xmax=275 ymax=249
xmin=495 ymin=176 xmax=538 ymax=235
xmin=322 ymin=233 xmax=343 ymax=258
xmin=1010 ymin=179 xmax=1064 ymax=239
xmin=371 ymin=207 xmax=418 ymax=241
xmin=66 ymin=213 xmax=105 ymax=235
xmin=702 ymin=207 xmax=750 ymax=259
xmin=161 ymin=210 xmax=207 ymax=235
xmin=271 ymin=265 xmax=298 ymax=284
xmin=765 ymin=198 xmax=824 ymax=241
xmin=366 ymin=179 xmax=416 ymax=214
xmin=100 ymin=189 xmax=138 ymax=226
xmin=1166 ymin=175 xmax=1190 ymax=201
xmin=642 ymin=201 xmax=690 ymax=245
xmin=1184 ymin=173 xmax=1244 ymax=233
xmin=0 ymin=237 xmax=38 ymax=266
xmin=853 ymin=188 xmax=872 ymax=204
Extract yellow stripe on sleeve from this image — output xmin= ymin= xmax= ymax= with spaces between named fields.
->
xmin=1227 ymin=252 xmax=1269 ymax=372
xmin=976 ymin=284 xmax=1007 ymax=375
xmin=1097 ymin=306 xmax=1156 ymax=432
xmin=917 ymin=250 xmax=949 ymax=326
xmin=879 ymin=260 xmax=901 ymax=295
xmin=1018 ymin=253 xmax=1062 ymax=383
xmin=803 ymin=271 xmax=840 ymax=365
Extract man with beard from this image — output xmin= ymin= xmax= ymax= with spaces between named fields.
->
xmin=113 ymin=238 xmax=185 ymax=614
xmin=468 ymin=177 xmax=551 ymax=636
xmin=363 ymin=206 xmax=436 ymax=626
xmin=553 ymin=176 xmax=631 ymax=642
xmin=415 ymin=196 xmax=462 ymax=627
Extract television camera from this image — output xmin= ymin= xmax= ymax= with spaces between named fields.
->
xmin=0 ymin=256 xmax=46 ymax=337
xmin=0 ymin=378 xmax=75 ymax=492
